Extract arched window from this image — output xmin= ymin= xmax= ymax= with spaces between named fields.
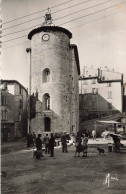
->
xmin=44 ymin=117 xmax=51 ymax=132
xmin=42 ymin=68 xmax=50 ymax=83
xmin=43 ymin=93 xmax=50 ymax=110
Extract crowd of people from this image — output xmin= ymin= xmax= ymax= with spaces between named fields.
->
xmin=26 ymin=129 xmax=96 ymax=159
xmin=27 ymin=132 xmax=55 ymax=159
xmin=27 ymin=128 xmax=124 ymax=160
xmin=27 ymin=131 xmax=72 ymax=159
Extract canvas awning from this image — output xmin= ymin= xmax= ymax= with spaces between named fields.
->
xmin=97 ymin=120 xmax=120 ymax=124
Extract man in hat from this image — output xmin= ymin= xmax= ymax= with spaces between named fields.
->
xmin=35 ymin=134 xmax=43 ymax=159
xmin=61 ymin=132 xmax=68 ymax=153
xmin=49 ymin=133 xmax=55 ymax=157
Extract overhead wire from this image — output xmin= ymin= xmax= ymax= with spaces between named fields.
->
xmin=69 ymin=7 xmax=126 ymax=30
xmin=2 ymin=6 xmax=125 ymax=50
xmin=2 ymin=0 xmax=126 ymax=44
xmin=59 ymin=0 xmax=126 ymax=26
xmin=3 ymin=24 xmax=41 ymax=37
xmin=52 ymin=0 xmax=92 ymax=14
xmin=2 ymin=0 xmax=93 ymax=31
xmin=2 ymin=0 xmax=74 ymax=25
xmin=2 ymin=0 xmax=113 ymax=37
xmin=55 ymin=0 xmax=113 ymax=21
xmin=2 ymin=41 xmax=30 ymax=49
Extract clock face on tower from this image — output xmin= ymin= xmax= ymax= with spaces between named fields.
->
xmin=42 ymin=34 xmax=50 ymax=41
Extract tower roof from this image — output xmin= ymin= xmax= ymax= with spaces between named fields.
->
xmin=28 ymin=26 xmax=72 ymax=40
xmin=28 ymin=9 xmax=72 ymax=40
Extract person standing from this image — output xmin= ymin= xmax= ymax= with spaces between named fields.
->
xmin=92 ymin=129 xmax=96 ymax=140
xmin=35 ymin=134 xmax=43 ymax=159
xmin=29 ymin=132 xmax=34 ymax=146
xmin=32 ymin=132 xmax=36 ymax=146
xmin=85 ymin=130 xmax=89 ymax=138
xmin=110 ymin=134 xmax=123 ymax=152
xmin=61 ymin=132 xmax=68 ymax=153
xmin=49 ymin=133 xmax=55 ymax=157
xmin=82 ymin=134 xmax=88 ymax=157
xmin=27 ymin=131 xmax=33 ymax=147
xmin=44 ymin=134 xmax=50 ymax=154
xmin=75 ymin=132 xmax=82 ymax=157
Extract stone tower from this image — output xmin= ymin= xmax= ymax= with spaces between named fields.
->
xmin=27 ymin=10 xmax=80 ymax=135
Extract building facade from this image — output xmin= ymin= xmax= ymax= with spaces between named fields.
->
xmin=1 ymin=80 xmax=28 ymax=141
xmin=27 ymin=12 xmax=80 ymax=135
xmin=123 ymin=83 xmax=126 ymax=114
xmin=79 ymin=67 xmax=123 ymax=123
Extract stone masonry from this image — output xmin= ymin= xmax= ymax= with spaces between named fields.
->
xmin=28 ymin=25 xmax=80 ymax=135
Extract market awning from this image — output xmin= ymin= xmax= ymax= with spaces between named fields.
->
xmin=97 ymin=120 xmax=120 ymax=124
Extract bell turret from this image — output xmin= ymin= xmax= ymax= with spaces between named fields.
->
xmin=42 ymin=8 xmax=54 ymax=26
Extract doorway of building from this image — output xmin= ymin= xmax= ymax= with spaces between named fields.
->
xmin=44 ymin=117 xmax=51 ymax=132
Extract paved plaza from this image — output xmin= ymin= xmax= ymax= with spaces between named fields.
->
xmin=1 ymin=138 xmax=126 ymax=194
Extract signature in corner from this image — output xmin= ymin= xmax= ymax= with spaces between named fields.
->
xmin=103 ymin=173 xmax=119 ymax=187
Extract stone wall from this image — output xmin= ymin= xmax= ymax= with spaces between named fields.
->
xmin=69 ymin=47 xmax=79 ymax=134
xmin=30 ymin=28 xmax=79 ymax=135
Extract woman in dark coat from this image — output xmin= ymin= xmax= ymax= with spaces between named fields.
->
xmin=35 ymin=134 xmax=42 ymax=150
xmin=75 ymin=132 xmax=83 ymax=157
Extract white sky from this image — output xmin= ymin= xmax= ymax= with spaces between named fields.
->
xmin=1 ymin=0 xmax=126 ymax=88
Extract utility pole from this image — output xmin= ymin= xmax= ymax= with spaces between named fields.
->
xmin=26 ymin=48 xmax=31 ymax=133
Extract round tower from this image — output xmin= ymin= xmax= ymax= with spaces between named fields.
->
xmin=27 ymin=11 xmax=79 ymax=134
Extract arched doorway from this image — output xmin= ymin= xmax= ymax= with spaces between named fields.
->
xmin=44 ymin=117 xmax=51 ymax=132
